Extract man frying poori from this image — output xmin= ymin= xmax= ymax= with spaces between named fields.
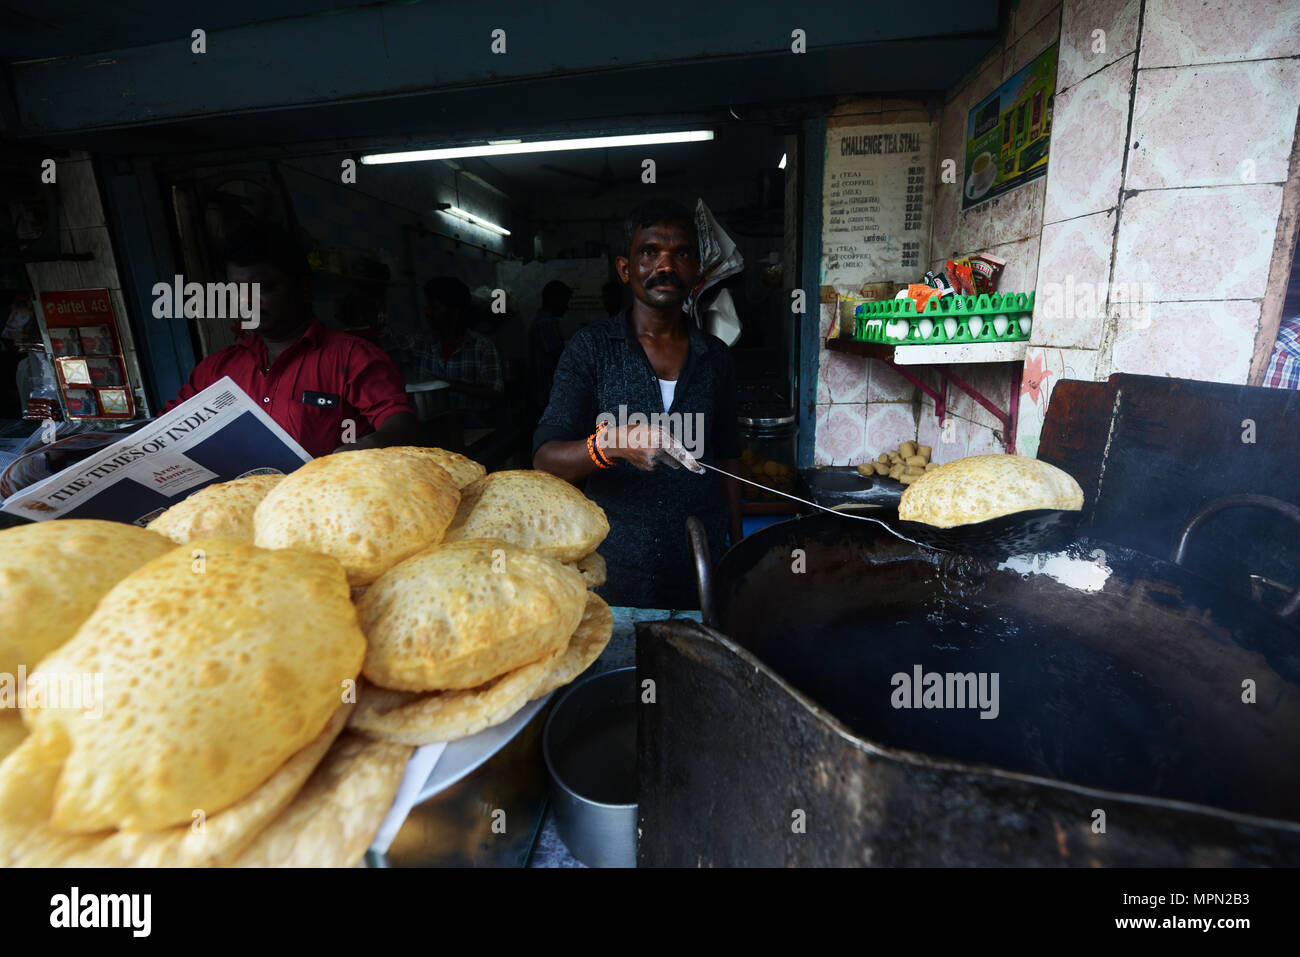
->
xmin=533 ymin=198 xmax=743 ymax=609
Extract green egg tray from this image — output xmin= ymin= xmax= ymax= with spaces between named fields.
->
xmin=853 ymin=291 xmax=1034 ymax=345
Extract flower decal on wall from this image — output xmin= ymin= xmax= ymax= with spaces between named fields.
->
xmin=1021 ymin=350 xmax=1055 ymax=407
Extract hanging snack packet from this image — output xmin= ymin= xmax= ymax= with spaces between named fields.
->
xmin=967 ymin=253 xmax=1007 ymax=294
xmin=946 ymin=259 xmax=975 ymax=296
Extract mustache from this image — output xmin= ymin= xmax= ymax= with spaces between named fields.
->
xmin=647 ymin=274 xmax=685 ymax=290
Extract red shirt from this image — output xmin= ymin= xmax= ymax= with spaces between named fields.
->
xmin=164 ymin=318 xmax=414 ymax=458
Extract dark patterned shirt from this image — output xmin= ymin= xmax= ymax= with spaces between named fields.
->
xmin=533 ymin=310 xmax=741 ymax=609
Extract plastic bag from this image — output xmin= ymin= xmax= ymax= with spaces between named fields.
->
xmin=686 ymin=199 xmax=744 ymax=321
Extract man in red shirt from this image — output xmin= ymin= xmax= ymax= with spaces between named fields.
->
xmin=165 ymin=224 xmax=418 ymax=457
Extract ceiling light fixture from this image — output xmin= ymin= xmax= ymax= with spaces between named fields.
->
xmin=436 ymin=203 xmax=511 ymax=236
xmin=361 ymin=130 xmax=715 ymax=165
xmin=779 ymin=153 xmax=787 ymax=170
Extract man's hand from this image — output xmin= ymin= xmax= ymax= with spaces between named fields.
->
xmin=332 ymin=411 xmax=420 ymax=453
xmin=597 ymin=424 xmax=705 ymax=473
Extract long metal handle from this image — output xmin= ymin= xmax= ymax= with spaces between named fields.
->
xmin=685 ymin=516 xmax=717 ymax=628
xmin=1171 ymin=493 xmax=1300 ymax=620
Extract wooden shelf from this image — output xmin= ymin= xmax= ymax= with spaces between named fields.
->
xmin=826 ymin=336 xmax=1028 ymax=365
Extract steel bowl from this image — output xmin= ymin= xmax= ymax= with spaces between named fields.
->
xmin=543 ymin=666 xmax=637 ymax=867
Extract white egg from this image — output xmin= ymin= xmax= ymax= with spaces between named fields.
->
xmin=967 ymin=315 xmax=984 ymax=338
xmin=1018 ymin=316 xmax=1032 ymax=336
xmin=886 ymin=319 xmax=908 ymax=340
xmin=918 ymin=318 xmax=934 ymax=338
xmin=992 ymin=314 xmax=1009 ymax=336
xmin=943 ymin=317 xmax=958 ymax=339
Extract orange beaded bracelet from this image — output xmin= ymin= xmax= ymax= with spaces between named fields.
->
xmin=588 ymin=425 xmax=613 ymax=469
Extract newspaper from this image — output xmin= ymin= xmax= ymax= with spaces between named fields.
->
xmin=1 ymin=377 xmax=311 ymax=525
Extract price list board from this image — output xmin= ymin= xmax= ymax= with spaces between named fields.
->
xmin=821 ymin=122 xmax=934 ymax=289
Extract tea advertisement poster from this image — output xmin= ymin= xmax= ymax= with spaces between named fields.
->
xmin=822 ymin=122 xmax=933 ymax=287
xmin=963 ymin=43 xmax=1058 ymax=210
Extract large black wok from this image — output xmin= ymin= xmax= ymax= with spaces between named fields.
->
xmin=635 ymin=509 xmax=1300 ymax=866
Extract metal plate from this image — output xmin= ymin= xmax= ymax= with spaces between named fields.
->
xmin=416 ymin=694 xmax=552 ymax=802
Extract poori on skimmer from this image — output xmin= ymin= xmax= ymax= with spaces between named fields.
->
xmin=897 ymin=454 xmax=1084 ymax=528
xmin=358 ymin=539 xmax=588 ymax=692
xmin=443 ymin=469 xmax=609 ymax=562
xmin=26 ymin=537 xmax=365 ymax=833
xmin=254 ymin=447 xmax=461 ymax=586
xmin=146 ymin=473 xmax=283 ymax=544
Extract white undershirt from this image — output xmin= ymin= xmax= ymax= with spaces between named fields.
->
xmin=657 ymin=378 xmax=677 ymax=413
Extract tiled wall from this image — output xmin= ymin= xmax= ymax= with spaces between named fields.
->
xmin=1018 ymin=0 xmax=1300 ymax=456
xmin=813 ymin=0 xmax=1300 ymax=464
xmin=813 ymin=5 xmax=1061 ymax=465
xmin=23 ymin=150 xmax=150 ymax=417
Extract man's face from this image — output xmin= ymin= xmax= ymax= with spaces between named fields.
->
xmin=617 ymin=222 xmax=698 ymax=311
xmin=425 ymin=297 xmax=455 ymax=332
xmin=227 ymin=262 xmax=307 ymax=340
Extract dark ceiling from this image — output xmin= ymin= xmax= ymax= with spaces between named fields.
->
xmin=0 ymin=1 xmax=1003 ymax=159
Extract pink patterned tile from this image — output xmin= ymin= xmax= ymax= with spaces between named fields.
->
xmin=819 ymin=349 xmax=868 ymax=403
xmin=1139 ymin=0 xmax=1300 ymax=69
xmin=1031 ymin=209 xmax=1114 ymax=348
xmin=1112 ymin=184 xmax=1283 ymax=300
xmin=868 ymin=359 xmax=917 ymax=402
xmin=1058 ymin=0 xmax=1139 ymax=91
xmin=1005 ymin=5 xmax=1062 ymax=80
xmin=985 ymin=176 xmax=1047 ymax=245
xmin=916 ymin=394 xmax=951 ymax=463
xmin=863 ymin=402 xmax=917 ymax=460
xmin=814 ymin=403 xmax=867 ymax=466
xmin=966 ymin=427 xmax=1009 ymax=457
xmin=1111 ymin=299 xmax=1259 ymax=384
xmin=1042 ymin=54 xmax=1133 ymax=224
xmin=1127 ymin=60 xmax=1300 ymax=190
xmin=948 ymin=362 xmax=1018 ymax=432
xmin=983 ymin=234 xmax=1041 ymax=294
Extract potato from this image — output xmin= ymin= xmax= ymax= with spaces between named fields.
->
xmin=877 ymin=453 xmax=890 ymax=465
xmin=905 ymin=455 xmax=927 ymax=467
xmin=888 ymin=464 xmax=905 ymax=480
xmin=904 ymin=466 xmax=925 ymax=476
xmin=925 ymin=461 xmax=940 ymax=471
xmin=856 ymin=463 xmax=874 ymax=476
xmin=873 ymin=462 xmax=890 ymax=476
xmin=899 ymin=441 xmax=917 ymax=458
xmin=899 ymin=473 xmax=919 ymax=485
xmin=917 ymin=445 xmax=932 ymax=460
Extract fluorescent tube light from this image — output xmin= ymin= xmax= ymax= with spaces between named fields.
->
xmin=361 ymin=130 xmax=714 ymax=165
xmin=439 ymin=205 xmax=511 ymax=236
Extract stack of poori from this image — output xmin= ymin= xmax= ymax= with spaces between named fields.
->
xmin=0 ymin=447 xmax=614 ymax=867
